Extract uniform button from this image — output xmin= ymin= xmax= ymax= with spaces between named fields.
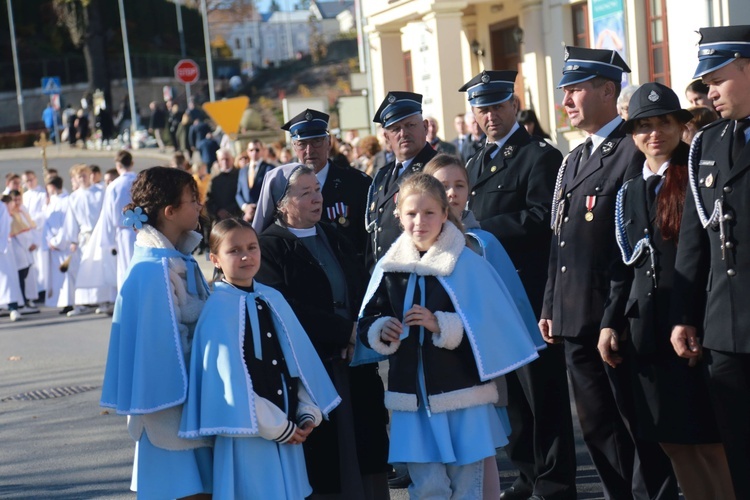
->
xmin=727 ymin=269 xmax=736 ymax=277
xmin=563 ymin=216 xmax=570 ymax=223
xmin=267 ymin=332 xmax=272 ymax=338
xmin=726 ymin=241 xmax=734 ymax=249
xmin=646 ymin=270 xmax=653 ymax=277
xmin=377 ymin=227 xmax=382 ymax=232
xmin=566 ymin=192 xmax=572 ymax=199
xmin=595 ymin=186 xmax=601 ymax=192
xmin=377 ymin=246 xmax=382 ymax=252
xmin=272 ymin=359 xmax=278 ymax=365
xmin=378 ymin=208 xmax=384 ymax=213
xmin=257 ymin=304 xmax=263 ymax=310
xmin=561 ymin=266 xmax=567 ymax=273
xmin=497 ymin=185 xmax=503 ymax=189
xmin=560 ymin=241 xmax=566 ymax=247
xmin=647 ymin=292 xmax=652 ymax=297
xmin=724 ymin=212 xmax=733 ymax=221
xmin=724 ymin=186 xmax=733 ymax=193
xmin=277 ymin=389 xmax=283 ymax=395
xmin=471 ymin=191 xmax=476 ymax=196
xmin=643 ymin=228 xmax=649 ymax=235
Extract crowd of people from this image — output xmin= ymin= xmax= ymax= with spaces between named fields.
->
xmin=6 ymin=22 xmax=750 ymax=500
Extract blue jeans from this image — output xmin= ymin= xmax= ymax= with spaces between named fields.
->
xmin=407 ymin=459 xmax=484 ymax=499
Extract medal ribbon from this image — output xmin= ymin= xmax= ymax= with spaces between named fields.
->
xmin=586 ymin=195 xmax=596 ymax=212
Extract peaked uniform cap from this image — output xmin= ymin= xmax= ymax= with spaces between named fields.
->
xmin=281 ymin=108 xmax=329 ymax=140
xmin=373 ymin=91 xmax=423 ymax=128
xmin=693 ymin=25 xmax=750 ymax=78
xmin=557 ymin=46 xmax=631 ymax=88
xmin=623 ymin=82 xmax=693 ymax=133
xmin=459 ymin=70 xmax=518 ymax=107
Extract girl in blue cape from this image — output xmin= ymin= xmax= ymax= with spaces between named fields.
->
xmin=424 ymin=155 xmax=544 ymax=499
xmin=100 ymin=167 xmax=213 ymax=499
xmin=358 ymin=173 xmax=544 ymax=499
xmin=179 ymin=218 xmax=340 ymax=499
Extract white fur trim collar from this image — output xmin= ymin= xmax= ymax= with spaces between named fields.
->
xmin=136 ymin=224 xmax=203 ymax=255
xmin=379 ymin=221 xmax=465 ymax=276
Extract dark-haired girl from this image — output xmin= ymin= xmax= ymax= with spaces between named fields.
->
xmin=101 ymin=166 xmax=213 ymax=499
xmin=179 ymin=218 xmax=339 ymax=499
xmin=599 ymin=83 xmax=734 ymax=500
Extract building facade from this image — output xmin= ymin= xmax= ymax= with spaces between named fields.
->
xmin=362 ymin=0 xmax=750 ymax=154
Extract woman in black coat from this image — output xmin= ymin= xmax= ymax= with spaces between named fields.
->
xmin=252 ymin=163 xmax=389 ymax=499
xmin=600 ymin=83 xmax=734 ymax=500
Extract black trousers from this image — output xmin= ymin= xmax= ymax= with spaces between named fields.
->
xmin=705 ymin=349 xmax=750 ymax=499
xmin=505 ymin=343 xmax=577 ymax=499
xmin=564 ymin=336 xmax=677 ymax=500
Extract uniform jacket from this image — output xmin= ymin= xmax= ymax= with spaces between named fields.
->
xmin=467 ymin=126 xmax=562 ymax=314
xmin=672 ymin=120 xmax=750 ymax=353
xmin=541 ymin=120 xmax=641 ymax=338
xmin=235 ymin=161 xmax=275 ymax=208
xmin=429 ymin=137 xmax=458 ymax=156
xmin=320 ymin=159 xmax=372 ymax=259
xmin=358 ymin=222 xmax=542 ymax=412
xmin=461 ymin=133 xmax=486 ymax=164
xmin=602 ymin=149 xmax=690 ymax=356
xmin=365 ymin=143 xmax=436 ymax=269
xmin=256 ymin=221 xmax=369 ymax=361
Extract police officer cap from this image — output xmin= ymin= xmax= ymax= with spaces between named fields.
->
xmin=623 ymin=82 xmax=693 ymax=133
xmin=373 ymin=91 xmax=423 ymax=128
xmin=693 ymin=25 xmax=750 ymax=78
xmin=281 ymin=109 xmax=329 ymax=140
xmin=557 ymin=46 xmax=631 ymax=88
xmin=459 ymin=70 xmax=517 ymax=107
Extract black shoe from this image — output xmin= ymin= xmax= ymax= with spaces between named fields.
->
xmin=387 ymin=465 xmax=411 ymax=489
xmin=500 ymin=486 xmax=533 ymax=500
xmin=59 ymin=306 xmax=74 ymax=315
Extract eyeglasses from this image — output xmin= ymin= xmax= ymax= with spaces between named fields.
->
xmin=293 ymin=137 xmax=326 ymax=150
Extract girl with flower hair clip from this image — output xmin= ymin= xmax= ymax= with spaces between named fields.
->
xmin=100 ymin=166 xmax=213 ymax=499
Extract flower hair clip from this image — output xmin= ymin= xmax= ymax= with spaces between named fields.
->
xmin=123 ymin=207 xmax=148 ymax=230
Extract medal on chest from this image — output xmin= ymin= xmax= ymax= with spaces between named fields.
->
xmin=327 ymin=202 xmax=350 ymax=227
xmin=585 ymin=195 xmax=596 ymax=221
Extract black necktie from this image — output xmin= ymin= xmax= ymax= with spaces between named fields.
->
xmin=575 ymin=138 xmax=593 ymax=176
xmin=732 ymin=119 xmax=749 ymax=166
xmin=646 ymin=175 xmax=661 ymax=210
xmin=480 ymin=143 xmax=498 ymax=175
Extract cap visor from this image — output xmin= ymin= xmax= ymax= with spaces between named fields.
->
xmin=557 ymin=72 xmax=597 ymax=89
xmin=624 ymin=109 xmax=695 ymax=133
xmin=693 ymin=57 xmax=734 ymax=79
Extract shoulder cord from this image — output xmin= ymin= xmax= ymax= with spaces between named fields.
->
xmin=550 ymin=153 xmax=571 ymax=235
xmin=615 ymin=182 xmax=657 ymax=286
xmin=688 ymin=130 xmax=727 ymax=260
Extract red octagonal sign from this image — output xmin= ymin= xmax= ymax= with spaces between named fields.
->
xmin=175 ymin=59 xmax=200 ymax=85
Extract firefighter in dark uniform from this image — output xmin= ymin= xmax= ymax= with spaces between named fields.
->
xmin=671 ymin=25 xmax=750 ymax=499
xmin=366 ymin=92 xmax=437 ymax=269
xmin=540 ymin=47 xmax=676 ymax=499
xmin=460 ymin=70 xmax=576 ymax=500
xmin=282 ymin=108 xmax=372 ymax=258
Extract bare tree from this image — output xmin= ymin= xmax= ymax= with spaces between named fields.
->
xmin=53 ymin=0 xmax=111 ymax=108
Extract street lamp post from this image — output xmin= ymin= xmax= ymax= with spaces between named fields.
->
xmin=175 ymin=0 xmax=191 ymax=104
xmin=200 ymin=0 xmax=216 ymax=102
xmin=7 ymin=0 xmax=25 ymax=132
xmin=117 ymin=0 xmax=138 ymax=148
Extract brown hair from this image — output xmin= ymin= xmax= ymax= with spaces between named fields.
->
xmin=115 ymin=150 xmax=133 ymax=168
xmin=208 ymin=218 xmax=257 ymax=255
xmin=423 ymin=154 xmax=469 ymax=184
xmin=126 ymin=166 xmax=198 ymax=227
xmin=656 ymin=140 xmax=689 ymax=242
xmin=397 ymin=173 xmax=464 ymax=233
xmin=687 ymin=106 xmax=719 ymax=130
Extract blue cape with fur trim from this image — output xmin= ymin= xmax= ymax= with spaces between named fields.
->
xmin=179 ymin=281 xmax=340 ymax=437
xmin=465 ymin=229 xmax=545 ymax=351
xmin=353 ymin=222 xmax=543 ymax=377
xmin=100 ymin=245 xmax=209 ymax=414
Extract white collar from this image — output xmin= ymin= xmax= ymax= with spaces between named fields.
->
xmin=642 ymin=160 xmax=670 ymax=180
xmin=315 ymin=162 xmax=330 ymax=188
xmin=488 ymin=122 xmax=520 ymax=159
xmin=380 ymin=221 xmax=465 ymax=276
xmin=587 ymin=116 xmax=623 ymax=152
xmin=287 ymin=225 xmax=317 ymax=238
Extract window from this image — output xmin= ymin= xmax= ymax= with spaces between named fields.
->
xmin=646 ymin=0 xmax=670 ymax=85
xmin=247 ymin=37 xmax=253 ymax=49
xmin=572 ymin=2 xmax=589 ymax=48
xmin=235 ymin=38 xmax=241 ymax=50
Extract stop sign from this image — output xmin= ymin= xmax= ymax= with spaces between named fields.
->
xmin=175 ymin=59 xmax=200 ymax=85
